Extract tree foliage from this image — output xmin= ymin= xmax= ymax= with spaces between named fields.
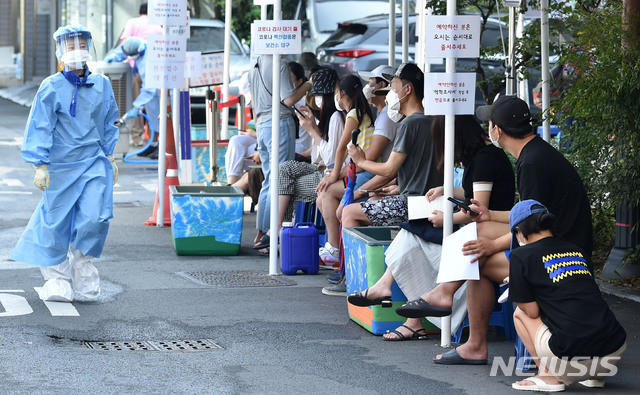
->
xmin=556 ymin=1 xmax=640 ymax=263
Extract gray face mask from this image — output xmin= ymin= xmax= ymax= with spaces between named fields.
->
xmin=489 ymin=125 xmax=502 ymax=148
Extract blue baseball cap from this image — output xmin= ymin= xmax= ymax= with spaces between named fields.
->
xmin=509 ymin=199 xmax=548 ymax=249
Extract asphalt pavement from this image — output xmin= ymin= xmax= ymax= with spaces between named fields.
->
xmin=0 ymin=96 xmax=638 ymax=394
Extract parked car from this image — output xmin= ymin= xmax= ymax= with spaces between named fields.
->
xmin=294 ymin=0 xmax=410 ymax=53
xmin=315 ymin=14 xmax=508 ymax=107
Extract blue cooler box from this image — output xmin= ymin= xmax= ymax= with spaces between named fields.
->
xmin=281 ymin=223 xmax=319 ymax=275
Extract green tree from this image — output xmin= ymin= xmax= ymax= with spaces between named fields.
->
xmin=557 ymin=1 xmax=640 ymax=264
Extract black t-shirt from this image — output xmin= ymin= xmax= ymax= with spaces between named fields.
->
xmin=462 ymin=144 xmax=515 ymax=211
xmin=517 ymin=136 xmax=593 ymax=259
xmin=509 ymin=237 xmax=626 ymax=358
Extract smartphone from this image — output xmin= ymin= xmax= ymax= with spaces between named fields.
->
xmin=359 ymin=189 xmax=385 ymax=194
xmin=447 ymin=197 xmax=479 ymax=216
xmin=293 ymin=106 xmax=306 ymax=119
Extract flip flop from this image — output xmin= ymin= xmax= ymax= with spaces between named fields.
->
xmin=433 ymin=348 xmax=488 ymax=365
xmin=512 ymin=377 xmax=565 ymax=392
xmin=382 ymin=325 xmax=428 ymax=341
xmin=395 ymin=297 xmax=452 ymax=318
xmin=253 ymin=235 xmax=270 ymax=250
xmin=257 ymin=247 xmax=269 ymax=256
xmin=348 ymin=289 xmax=392 ymax=307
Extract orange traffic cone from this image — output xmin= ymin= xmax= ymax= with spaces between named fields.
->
xmin=145 ymin=153 xmax=179 ymax=226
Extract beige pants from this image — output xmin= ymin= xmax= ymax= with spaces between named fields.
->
xmin=534 ymin=323 xmax=627 ymax=385
xmin=130 ymin=73 xmax=144 ymax=144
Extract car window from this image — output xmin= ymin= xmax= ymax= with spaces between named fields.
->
xmin=314 ymin=1 xmax=393 ymax=33
xmin=395 ymin=22 xmax=417 ymax=45
xmin=481 ymin=23 xmax=504 ymax=49
xmin=188 ymin=26 xmax=242 ymax=55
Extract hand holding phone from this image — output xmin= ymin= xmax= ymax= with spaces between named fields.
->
xmin=359 ymin=189 xmax=385 ymax=194
xmin=447 ymin=197 xmax=479 ymax=216
xmin=293 ymin=106 xmax=306 ymax=119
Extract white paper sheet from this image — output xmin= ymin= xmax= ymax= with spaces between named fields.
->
xmin=407 ymin=195 xmax=445 ymax=220
xmin=437 ymin=222 xmax=479 ymax=283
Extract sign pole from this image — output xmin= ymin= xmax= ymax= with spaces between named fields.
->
xmin=540 ymin=0 xmax=551 ymax=142
xmin=221 ymin=0 xmax=233 ymax=139
xmin=389 ymin=0 xmax=396 ymax=67
xmin=269 ymin=0 xmax=282 ymax=276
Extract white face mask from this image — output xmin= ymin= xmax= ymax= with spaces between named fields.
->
xmin=314 ymin=96 xmax=323 ymax=109
xmin=518 ymin=241 xmax=527 ymax=247
xmin=386 ymin=86 xmax=407 ymax=123
xmin=60 ymin=50 xmax=91 ymax=67
xmin=489 ymin=125 xmax=502 ymax=148
xmin=334 ymin=92 xmax=344 ymax=111
xmin=362 ymin=84 xmax=375 ymax=103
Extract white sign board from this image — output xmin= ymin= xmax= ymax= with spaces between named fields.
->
xmin=189 ymin=52 xmax=225 ymax=87
xmin=253 ymin=20 xmax=302 ymax=55
xmin=185 ymin=51 xmax=202 ymax=78
xmin=148 ymin=0 xmax=189 ymax=26
xmin=425 ymin=15 xmax=481 ymax=58
xmin=253 ymin=0 xmax=275 ymax=4
xmin=424 ymin=73 xmax=476 ymax=115
xmin=146 ymin=35 xmax=187 ymax=89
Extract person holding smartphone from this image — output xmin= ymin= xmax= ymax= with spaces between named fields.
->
xmin=347 ymin=115 xmax=515 ymax=342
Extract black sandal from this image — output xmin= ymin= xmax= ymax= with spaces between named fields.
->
xmin=347 ymin=289 xmax=392 ymax=307
xmin=382 ymin=325 xmax=429 ymax=341
xmin=253 ymin=235 xmax=270 ymax=250
xmin=395 ymin=297 xmax=452 ymax=318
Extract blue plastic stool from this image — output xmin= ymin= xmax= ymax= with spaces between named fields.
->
xmin=515 ymin=336 xmax=535 ymax=371
xmin=452 ymin=283 xmax=516 ymax=343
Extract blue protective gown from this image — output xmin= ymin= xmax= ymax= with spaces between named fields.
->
xmin=108 ymin=45 xmax=160 ymax=133
xmin=11 ymin=71 xmax=119 ymax=267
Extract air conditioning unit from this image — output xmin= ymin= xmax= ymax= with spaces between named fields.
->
xmin=90 ymin=61 xmax=133 ymax=158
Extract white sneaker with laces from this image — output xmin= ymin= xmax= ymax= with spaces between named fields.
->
xmin=319 ymin=242 xmax=339 ymax=268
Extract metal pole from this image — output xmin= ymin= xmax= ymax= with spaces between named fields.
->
xmin=156 ymin=24 xmax=169 ymax=228
xmin=517 ymin=10 xmax=530 ymax=106
xmin=540 ymin=0 xmax=551 ymax=142
xmin=173 ymin=86 xmax=181 ymax=175
xmin=221 ymin=0 xmax=232 ymax=139
xmin=269 ymin=1 xmax=282 ymax=276
xmin=402 ymin=0 xmax=409 ymax=63
xmin=507 ymin=7 xmax=516 ymax=95
xmin=211 ymin=90 xmax=220 ymax=184
xmin=441 ymin=0 xmax=456 ymax=348
xmin=389 ymin=0 xmax=396 ymax=67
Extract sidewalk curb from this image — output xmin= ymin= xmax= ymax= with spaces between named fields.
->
xmin=597 ymin=278 xmax=640 ymax=303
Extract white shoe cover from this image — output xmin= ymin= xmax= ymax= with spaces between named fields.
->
xmin=40 ymin=259 xmax=73 ymax=282
xmin=37 ymin=278 xmax=74 ymax=302
xmin=69 ymin=248 xmax=101 ymax=298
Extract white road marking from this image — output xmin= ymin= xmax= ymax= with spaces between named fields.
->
xmin=113 ymin=191 xmax=132 ymax=195
xmin=0 ymin=191 xmax=32 ymax=195
xmin=0 ymin=290 xmax=25 ymax=293
xmin=0 ymin=293 xmax=33 ymax=317
xmin=0 ymin=179 xmax=25 ymax=187
xmin=33 ymin=287 xmax=80 ymax=316
xmin=0 ymin=138 xmax=22 ymax=146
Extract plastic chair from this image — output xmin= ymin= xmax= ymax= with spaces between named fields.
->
xmin=295 ymin=202 xmax=326 ymax=241
xmin=515 ymin=335 xmax=535 ymax=371
xmin=451 ymin=283 xmax=516 ymax=343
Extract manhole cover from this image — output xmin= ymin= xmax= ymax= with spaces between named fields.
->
xmin=83 ymin=339 xmax=223 ymax=352
xmin=177 ymin=270 xmax=296 ymax=288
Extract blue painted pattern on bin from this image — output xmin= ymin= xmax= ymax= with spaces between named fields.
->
xmin=344 ymin=230 xmax=369 ymax=294
xmin=171 ymin=195 xmax=243 ymax=244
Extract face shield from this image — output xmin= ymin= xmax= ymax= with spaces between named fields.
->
xmin=55 ymin=29 xmax=95 ymax=71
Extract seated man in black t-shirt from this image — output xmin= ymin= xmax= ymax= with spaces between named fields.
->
xmin=397 ymin=96 xmax=594 ymax=366
xmin=508 ymin=200 xmax=626 ymax=391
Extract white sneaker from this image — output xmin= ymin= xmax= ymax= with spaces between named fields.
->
xmin=319 ymin=242 xmax=339 ymax=268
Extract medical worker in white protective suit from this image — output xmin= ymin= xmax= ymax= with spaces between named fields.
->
xmin=105 ymin=36 xmax=160 ymax=156
xmin=11 ymin=24 xmax=119 ymax=302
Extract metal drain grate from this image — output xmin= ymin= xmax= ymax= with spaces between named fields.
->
xmin=177 ymin=270 xmax=297 ymax=288
xmin=113 ymin=201 xmax=143 ymax=208
xmin=83 ymin=339 xmax=223 ymax=352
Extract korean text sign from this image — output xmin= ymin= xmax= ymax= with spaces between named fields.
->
xmin=146 ymin=34 xmax=187 ymax=89
xmin=148 ymin=0 xmax=188 ymax=26
xmin=425 ymin=15 xmax=481 ymax=58
xmin=253 ymin=20 xmax=302 ymax=55
xmin=424 ymin=73 xmax=476 ymax=115
xmin=189 ymin=52 xmax=225 ymax=87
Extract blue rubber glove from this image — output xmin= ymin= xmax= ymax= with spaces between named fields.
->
xmin=103 ymin=53 xmax=117 ymax=63
xmin=126 ymin=108 xmax=140 ymax=119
